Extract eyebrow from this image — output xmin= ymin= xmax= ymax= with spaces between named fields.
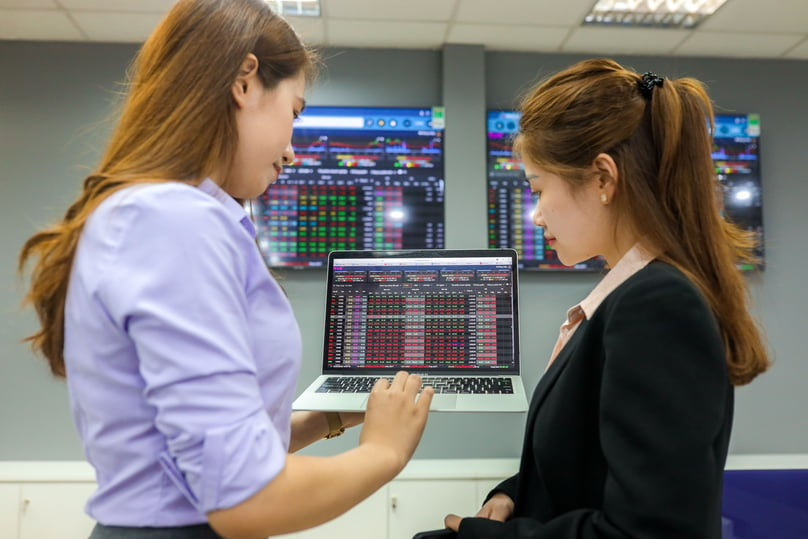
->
xmin=524 ymin=174 xmax=538 ymax=182
xmin=298 ymin=97 xmax=307 ymax=112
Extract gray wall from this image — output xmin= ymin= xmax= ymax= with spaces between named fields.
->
xmin=1 ymin=41 xmax=806 ymax=461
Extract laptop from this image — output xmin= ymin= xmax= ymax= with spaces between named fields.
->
xmin=292 ymin=249 xmax=528 ymax=412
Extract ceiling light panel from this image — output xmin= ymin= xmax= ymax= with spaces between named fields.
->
xmin=265 ymin=0 xmax=320 ymax=17
xmin=583 ymin=0 xmax=728 ymax=29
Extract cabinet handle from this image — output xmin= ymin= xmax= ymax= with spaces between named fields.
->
xmin=391 ymin=495 xmax=397 ymax=510
xmin=22 ymin=498 xmax=31 ymax=513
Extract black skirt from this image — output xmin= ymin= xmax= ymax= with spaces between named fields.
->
xmin=89 ymin=523 xmax=223 ymax=539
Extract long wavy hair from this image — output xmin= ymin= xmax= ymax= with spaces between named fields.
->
xmin=515 ymin=58 xmax=768 ymax=386
xmin=19 ymin=0 xmax=318 ymax=377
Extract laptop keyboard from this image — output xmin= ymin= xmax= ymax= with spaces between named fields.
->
xmin=316 ymin=376 xmax=514 ymax=394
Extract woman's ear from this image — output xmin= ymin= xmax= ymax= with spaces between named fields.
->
xmin=231 ymin=53 xmax=260 ymax=109
xmin=592 ymin=153 xmax=618 ymax=201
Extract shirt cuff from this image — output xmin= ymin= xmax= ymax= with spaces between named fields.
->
xmin=160 ymin=411 xmax=286 ymax=513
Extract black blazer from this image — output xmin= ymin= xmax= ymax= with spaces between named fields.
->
xmin=459 ymin=261 xmax=734 ymax=539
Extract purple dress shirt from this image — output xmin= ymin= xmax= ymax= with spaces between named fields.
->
xmin=64 ymin=179 xmax=302 ymax=526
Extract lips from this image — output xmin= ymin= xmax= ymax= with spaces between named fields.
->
xmin=269 ymin=163 xmax=283 ymax=184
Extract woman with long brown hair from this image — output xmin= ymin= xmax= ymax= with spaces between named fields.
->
xmin=440 ymin=58 xmax=769 ymax=538
xmin=18 ymin=1 xmax=432 ymax=538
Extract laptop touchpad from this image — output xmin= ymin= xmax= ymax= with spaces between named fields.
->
xmin=428 ymin=394 xmax=458 ymax=411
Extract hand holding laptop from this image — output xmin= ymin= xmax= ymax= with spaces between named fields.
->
xmin=359 ymin=371 xmax=434 ymax=471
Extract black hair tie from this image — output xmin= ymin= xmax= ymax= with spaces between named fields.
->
xmin=638 ymin=72 xmax=664 ymax=99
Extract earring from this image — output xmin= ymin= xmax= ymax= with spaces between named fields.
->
xmin=600 ymin=193 xmax=608 ymax=204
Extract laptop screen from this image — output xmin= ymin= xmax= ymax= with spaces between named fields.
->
xmin=322 ymin=249 xmax=520 ymax=374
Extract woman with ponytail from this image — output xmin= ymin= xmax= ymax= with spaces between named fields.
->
xmin=442 ymin=58 xmax=769 ymax=538
xmin=18 ymin=1 xmax=432 ymax=537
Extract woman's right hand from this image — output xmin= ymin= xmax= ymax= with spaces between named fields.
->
xmin=475 ymin=492 xmax=515 ymax=521
xmin=208 ymin=372 xmax=432 ymax=538
xmin=359 ymin=371 xmax=433 ymax=472
xmin=444 ymin=492 xmax=514 ymax=532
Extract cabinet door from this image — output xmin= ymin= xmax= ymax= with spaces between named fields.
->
xmin=0 ymin=483 xmax=20 ymax=539
xmin=297 ymin=488 xmax=386 ymax=539
xmin=388 ymin=480 xmax=477 ymax=539
xmin=19 ymin=482 xmax=96 ymax=539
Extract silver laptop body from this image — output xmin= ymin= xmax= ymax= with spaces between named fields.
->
xmin=292 ymin=249 xmax=527 ymax=412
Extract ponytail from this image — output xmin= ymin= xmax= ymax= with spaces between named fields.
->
xmin=517 ymin=58 xmax=769 ymax=386
xmin=645 ymin=74 xmax=768 ymax=385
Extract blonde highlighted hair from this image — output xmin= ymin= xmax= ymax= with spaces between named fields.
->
xmin=19 ymin=0 xmax=318 ymax=377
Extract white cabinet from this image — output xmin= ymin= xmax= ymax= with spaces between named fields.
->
xmin=0 ymin=460 xmax=520 ymax=539
xmin=18 ymin=482 xmax=96 ymax=539
xmin=296 ymin=488 xmax=387 ymax=539
xmin=0 ymin=483 xmax=20 ymax=539
xmin=271 ymin=477 xmax=512 ymax=539
xmin=388 ymin=480 xmax=478 ymax=539
xmin=274 ymin=489 xmax=387 ymax=539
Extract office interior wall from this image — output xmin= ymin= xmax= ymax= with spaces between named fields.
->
xmin=1 ymin=41 xmax=805 ymax=460
xmin=2 ymin=42 xmax=140 ymax=460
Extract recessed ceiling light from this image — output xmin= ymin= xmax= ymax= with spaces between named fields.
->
xmin=583 ymin=0 xmax=728 ymax=29
xmin=265 ymin=0 xmax=321 ymax=17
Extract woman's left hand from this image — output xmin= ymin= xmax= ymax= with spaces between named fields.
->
xmin=288 ymin=411 xmax=364 ymax=452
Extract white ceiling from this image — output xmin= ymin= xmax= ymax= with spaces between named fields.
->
xmin=2 ymin=0 xmax=808 ymax=60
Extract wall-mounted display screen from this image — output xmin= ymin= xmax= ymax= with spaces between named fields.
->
xmin=713 ymin=114 xmax=764 ymax=270
xmin=250 ymin=106 xmax=445 ymax=268
xmin=486 ymin=110 xmax=605 ymax=271
xmin=486 ymin=111 xmax=764 ymax=271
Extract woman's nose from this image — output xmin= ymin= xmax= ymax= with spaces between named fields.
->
xmin=281 ymin=143 xmax=295 ymax=165
xmin=532 ymin=202 xmax=543 ymax=227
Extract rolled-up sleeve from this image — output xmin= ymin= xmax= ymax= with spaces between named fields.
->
xmin=96 ymin=185 xmax=285 ymax=512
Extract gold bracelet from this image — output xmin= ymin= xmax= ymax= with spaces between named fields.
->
xmin=323 ymin=412 xmax=345 ymax=439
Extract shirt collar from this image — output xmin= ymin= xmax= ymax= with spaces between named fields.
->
xmin=197 ymin=178 xmax=256 ymax=237
xmin=571 ymin=243 xmax=656 ymax=323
